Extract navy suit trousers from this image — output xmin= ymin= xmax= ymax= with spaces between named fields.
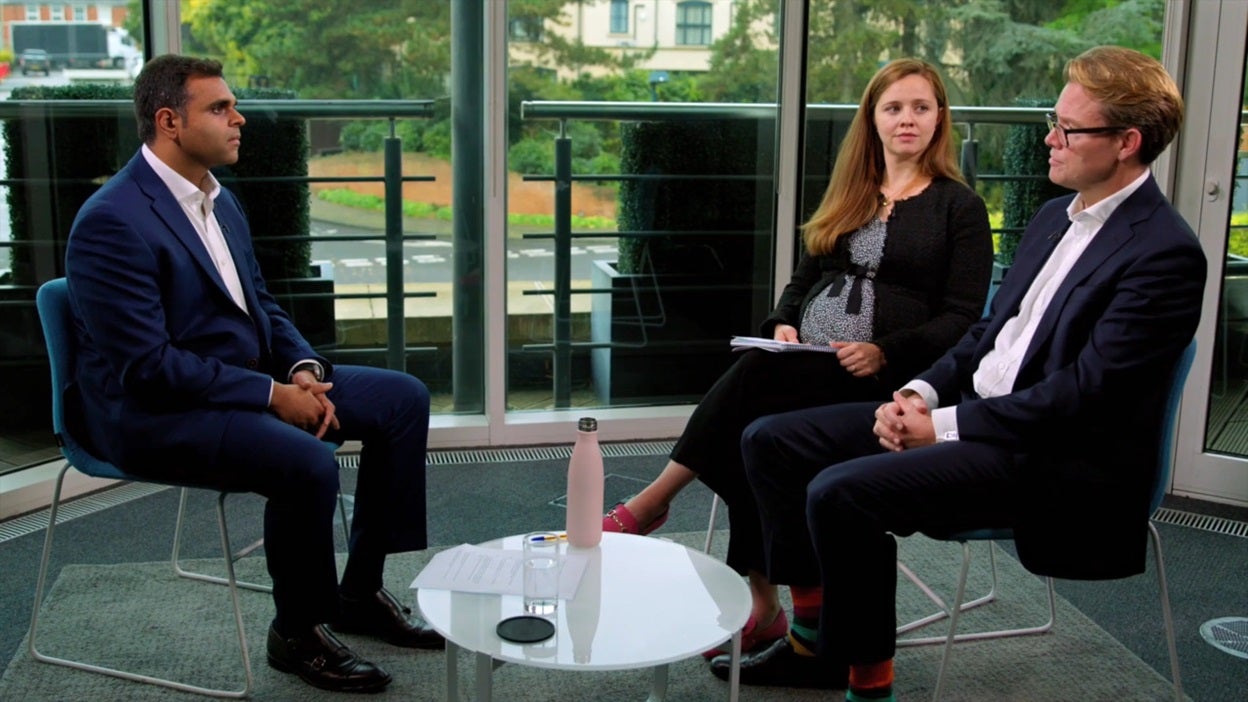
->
xmin=741 ymin=400 xmax=1021 ymax=665
xmin=133 ymin=364 xmax=430 ymax=633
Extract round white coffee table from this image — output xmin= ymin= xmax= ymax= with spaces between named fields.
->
xmin=415 ymin=532 xmax=751 ymax=701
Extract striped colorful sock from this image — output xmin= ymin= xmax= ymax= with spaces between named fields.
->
xmin=846 ymin=659 xmax=895 ymax=701
xmin=787 ymin=585 xmax=822 ymax=656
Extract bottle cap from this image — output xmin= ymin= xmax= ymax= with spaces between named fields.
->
xmin=578 ymin=417 xmax=597 ymax=432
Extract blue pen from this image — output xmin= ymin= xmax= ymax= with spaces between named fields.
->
xmin=529 ymin=534 xmax=567 ymax=542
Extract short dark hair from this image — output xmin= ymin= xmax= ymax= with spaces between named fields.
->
xmin=133 ymin=54 xmax=225 ymax=144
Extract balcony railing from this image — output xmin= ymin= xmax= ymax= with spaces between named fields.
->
xmin=518 ymin=100 xmax=1055 ymax=406
xmin=0 ymin=99 xmax=437 ymax=373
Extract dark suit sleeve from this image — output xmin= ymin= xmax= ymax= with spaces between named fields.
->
xmin=66 ymin=197 xmax=275 ymax=410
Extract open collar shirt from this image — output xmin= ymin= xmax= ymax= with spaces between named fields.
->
xmin=141 ymin=144 xmax=248 ymax=313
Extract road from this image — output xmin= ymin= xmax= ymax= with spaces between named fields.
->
xmin=310 ymin=219 xmax=617 ymax=284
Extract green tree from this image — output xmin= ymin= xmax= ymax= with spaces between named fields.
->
xmin=183 ymin=0 xmax=449 ymax=98
xmin=698 ymin=0 xmax=779 ymax=103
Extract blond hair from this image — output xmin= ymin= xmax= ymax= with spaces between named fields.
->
xmin=802 ymin=59 xmax=963 ymax=255
xmin=1064 ymin=46 xmax=1184 ymax=164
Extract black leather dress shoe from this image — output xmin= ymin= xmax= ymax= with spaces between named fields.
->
xmin=334 ymin=587 xmax=445 ymax=649
xmin=709 ymin=637 xmax=848 ymax=689
xmin=267 ymin=623 xmax=392 ymax=693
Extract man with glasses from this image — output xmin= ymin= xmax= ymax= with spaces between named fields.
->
xmin=1045 ymin=111 xmax=1128 ymax=148
xmin=721 ymin=46 xmax=1205 ymax=701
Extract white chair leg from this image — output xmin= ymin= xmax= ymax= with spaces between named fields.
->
xmin=896 ymin=547 xmax=998 ymax=641
xmin=28 ymin=463 xmax=71 ymax=664
xmin=1148 ymin=522 xmax=1184 ymax=702
xmin=29 ymin=464 xmax=253 ymax=698
xmin=932 ymin=541 xmax=974 ymax=701
xmin=173 ymin=487 xmax=272 ymax=593
xmin=704 ymin=494 xmax=720 ymax=554
xmin=338 ymin=490 xmax=351 ymax=543
xmin=898 ymin=541 xmax=1055 ymax=646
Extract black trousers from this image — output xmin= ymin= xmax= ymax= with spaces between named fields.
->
xmin=670 ymin=349 xmax=889 ymax=574
xmin=741 ymin=401 xmax=1022 ymax=665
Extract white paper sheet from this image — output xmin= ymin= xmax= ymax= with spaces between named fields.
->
xmin=409 ymin=543 xmax=590 ymax=599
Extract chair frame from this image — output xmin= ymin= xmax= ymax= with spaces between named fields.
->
xmin=923 ymin=342 xmax=1194 ymax=702
xmin=172 ymin=482 xmax=350 ymax=593
xmin=29 ymin=464 xmax=255 ymax=698
xmin=29 ymin=277 xmax=260 ymax=697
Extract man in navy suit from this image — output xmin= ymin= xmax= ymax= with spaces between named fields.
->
xmin=710 ymin=47 xmax=1207 ymax=701
xmin=65 ymin=55 xmax=440 ymax=693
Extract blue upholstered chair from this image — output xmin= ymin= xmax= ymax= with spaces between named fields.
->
xmin=29 ymin=277 xmax=344 ymax=698
xmin=908 ymin=341 xmax=1194 ymax=702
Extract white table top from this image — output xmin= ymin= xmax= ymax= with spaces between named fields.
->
xmin=415 ymin=532 xmax=751 ymax=671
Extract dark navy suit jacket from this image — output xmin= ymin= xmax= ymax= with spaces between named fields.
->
xmin=917 ymin=175 xmax=1206 ymax=579
xmin=64 ymin=151 xmax=331 ymax=471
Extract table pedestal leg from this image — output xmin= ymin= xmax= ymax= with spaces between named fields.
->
xmin=645 ymin=663 xmax=669 ymax=702
xmin=729 ymin=630 xmax=742 ymax=702
xmin=445 ymin=641 xmax=459 ymax=701
xmin=474 ymin=652 xmax=493 ymax=702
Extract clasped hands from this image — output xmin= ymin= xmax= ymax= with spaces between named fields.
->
xmin=270 ymin=369 xmax=339 ymax=438
xmin=874 ymin=390 xmax=936 ymax=451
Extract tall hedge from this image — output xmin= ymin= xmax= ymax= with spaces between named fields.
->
xmin=4 ymin=84 xmax=310 ymax=285
xmin=1000 ymin=98 xmax=1071 ymax=266
xmin=615 ymin=119 xmax=769 ymax=277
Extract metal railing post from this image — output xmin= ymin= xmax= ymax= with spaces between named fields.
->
xmin=553 ymin=121 xmax=573 ymax=408
xmin=384 ymin=120 xmax=406 ymax=372
xmin=961 ymin=122 xmax=979 ymax=188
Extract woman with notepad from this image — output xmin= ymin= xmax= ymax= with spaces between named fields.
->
xmin=601 ymin=59 xmax=992 ymax=678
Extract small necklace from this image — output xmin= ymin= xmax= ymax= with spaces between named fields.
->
xmin=879 ymin=174 xmax=924 ymax=209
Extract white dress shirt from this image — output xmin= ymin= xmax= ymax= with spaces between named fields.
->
xmin=141 ymin=147 xmax=323 ymax=402
xmin=141 ymin=144 xmax=248 ymax=312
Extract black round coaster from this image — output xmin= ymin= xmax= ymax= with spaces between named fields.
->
xmin=496 ymin=615 xmax=555 ymax=643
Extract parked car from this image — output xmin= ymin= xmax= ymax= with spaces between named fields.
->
xmin=19 ymin=49 xmax=50 ymax=76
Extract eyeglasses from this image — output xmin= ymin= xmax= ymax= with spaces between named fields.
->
xmin=1045 ymin=112 xmax=1127 ymax=148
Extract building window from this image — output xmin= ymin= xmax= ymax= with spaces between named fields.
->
xmin=70 ymin=4 xmax=89 ymax=21
xmin=49 ymin=5 xmax=64 ymax=21
xmin=509 ymin=17 xmax=544 ymax=42
xmin=676 ymin=1 xmax=712 ymax=46
xmin=24 ymin=4 xmax=40 ymax=21
xmin=610 ymin=0 xmax=629 ymax=34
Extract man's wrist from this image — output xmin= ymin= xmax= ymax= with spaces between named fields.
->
xmin=290 ymin=361 xmax=323 ymax=382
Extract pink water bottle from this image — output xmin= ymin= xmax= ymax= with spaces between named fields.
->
xmin=565 ymin=417 xmax=604 ymax=548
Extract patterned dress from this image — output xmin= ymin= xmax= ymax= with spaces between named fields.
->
xmin=798 ymin=217 xmax=887 ymax=345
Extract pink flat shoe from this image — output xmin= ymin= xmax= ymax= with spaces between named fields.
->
xmin=602 ymin=502 xmax=669 ymax=535
xmin=702 ymin=609 xmax=788 ymax=659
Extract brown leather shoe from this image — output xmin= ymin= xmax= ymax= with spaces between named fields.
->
xmin=334 ymin=587 xmax=445 ymax=649
xmin=266 ymin=623 xmax=392 ymax=693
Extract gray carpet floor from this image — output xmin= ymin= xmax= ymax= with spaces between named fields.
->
xmin=2 ymin=531 xmax=1186 ymax=701
xmin=0 ymin=450 xmax=1244 ymax=700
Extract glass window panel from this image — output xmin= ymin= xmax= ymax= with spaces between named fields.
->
xmin=676 ymin=1 xmax=712 ymax=46
xmin=610 ymin=0 xmax=629 ymax=34
xmin=800 ymin=0 xmax=1168 ymax=311
xmin=1204 ymin=54 xmax=1248 ymax=459
xmin=179 ymin=0 xmax=473 ymax=414
xmin=506 ymin=0 xmax=779 ymax=412
xmin=0 ymin=3 xmax=147 ymax=474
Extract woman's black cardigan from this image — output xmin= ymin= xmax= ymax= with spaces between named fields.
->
xmin=761 ymin=177 xmax=994 ymax=386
